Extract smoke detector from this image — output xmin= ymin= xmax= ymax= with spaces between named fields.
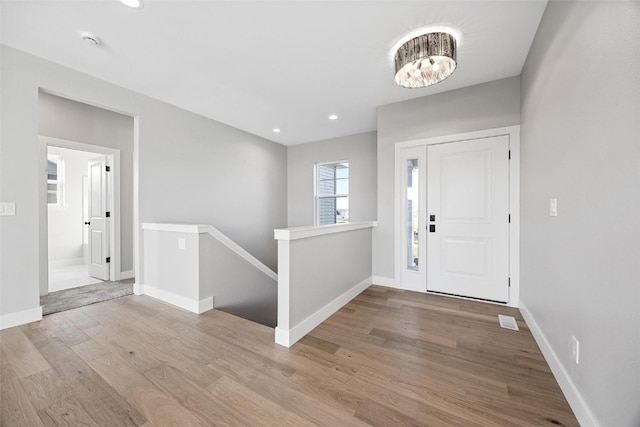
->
xmin=80 ymin=31 xmax=101 ymax=46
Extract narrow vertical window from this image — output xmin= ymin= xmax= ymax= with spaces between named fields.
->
xmin=316 ymin=161 xmax=349 ymax=225
xmin=47 ymin=155 xmax=64 ymax=207
xmin=407 ymin=159 xmax=419 ymax=271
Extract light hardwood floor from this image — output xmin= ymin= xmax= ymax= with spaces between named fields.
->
xmin=0 ymin=285 xmax=578 ymax=426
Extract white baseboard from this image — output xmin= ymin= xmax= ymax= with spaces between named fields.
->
xmin=198 ymin=297 xmax=214 ymax=314
xmin=519 ymin=301 xmax=599 ymax=427
xmin=373 ymin=276 xmax=424 ymax=292
xmin=0 ymin=306 xmax=43 ymax=330
xmin=275 ymin=276 xmax=372 ymax=348
xmin=135 ymin=284 xmax=213 ymax=314
xmin=49 ymin=257 xmax=85 ymax=268
xmin=119 ymin=270 xmax=135 ymax=280
xmin=372 ymin=275 xmax=398 ymax=288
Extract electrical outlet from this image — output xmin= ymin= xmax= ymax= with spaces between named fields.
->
xmin=572 ymin=336 xmax=580 ymax=364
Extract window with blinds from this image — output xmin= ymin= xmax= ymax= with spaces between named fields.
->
xmin=316 ymin=161 xmax=349 ymax=225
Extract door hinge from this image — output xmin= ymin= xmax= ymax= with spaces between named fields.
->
xmin=106 ymin=212 xmax=111 ymax=218
xmin=508 ymin=214 xmax=511 ymax=223
xmin=508 ymin=277 xmax=511 ymax=287
xmin=106 ymin=257 xmax=111 ymax=263
xmin=105 ymin=166 xmax=111 ymax=172
xmin=508 ymin=150 xmax=511 ymax=160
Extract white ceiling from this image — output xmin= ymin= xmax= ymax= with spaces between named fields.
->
xmin=0 ymin=0 xmax=547 ymax=146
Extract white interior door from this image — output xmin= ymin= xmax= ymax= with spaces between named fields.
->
xmin=427 ymin=136 xmax=510 ymax=302
xmin=88 ymin=156 xmax=109 ymax=281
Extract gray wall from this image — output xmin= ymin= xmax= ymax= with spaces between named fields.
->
xmin=374 ymin=76 xmax=521 ymax=279
xmin=40 ymin=93 xmax=135 ymax=272
xmin=201 ymin=234 xmax=277 ymax=327
xmin=520 ymin=2 xmax=640 ymax=426
xmin=138 ymin=103 xmax=286 ymax=272
xmin=287 ymin=228 xmax=372 ymax=327
xmin=287 ymin=131 xmax=377 ymax=227
xmin=0 ymin=45 xmax=287 ymax=320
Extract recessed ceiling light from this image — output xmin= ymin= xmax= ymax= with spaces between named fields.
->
xmin=119 ymin=0 xmax=143 ymax=9
xmin=273 ymin=128 xmax=281 ymax=133
xmin=80 ymin=31 xmax=100 ymax=46
xmin=328 ymin=114 xmax=339 ymax=120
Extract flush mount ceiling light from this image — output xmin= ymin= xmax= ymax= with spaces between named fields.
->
xmin=394 ymin=32 xmax=457 ymax=89
xmin=119 ymin=0 xmax=143 ymax=8
xmin=273 ymin=128 xmax=281 ymax=133
xmin=328 ymin=114 xmax=338 ymax=120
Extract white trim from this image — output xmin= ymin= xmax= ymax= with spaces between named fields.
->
xmin=372 ymin=276 xmax=397 ymax=288
xmin=520 ymin=301 xmax=600 ymax=427
xmin=275 ymin=276 xmax=372 ymax=348
xmin=508 ymin=128 xmax=520 ymax=307
xmin=138 ymin=284 xmax=213 ymax=314
xmin=133 ymin=283 xmax=144 ymax=295
xmin=49 ymin=257 xmax=85 ymax=268
xmin=141 ymin=222 xmax=206 ymax=234
xmin=198 ymin=297 xmax=215 ymax=314
xmin=41 ymin=137 xmax=122 ymax=284
xmin=142 ymin=222 xmax=278 ymax=282
xmin=392 ymin=125 xmax=520 ymax=308
xmin=0 ymin=306 xmax=43 ymax=330
xmin=395 ymin=125 xmax=521 ymax=148
xmin=120 ymin=270 xmax=134 ymax=280
xmin=274 ymin=221 xmax=377 ymax=241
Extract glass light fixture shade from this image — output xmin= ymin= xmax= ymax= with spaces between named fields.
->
xmin=394 ymin=32 xmax=457 ymax=88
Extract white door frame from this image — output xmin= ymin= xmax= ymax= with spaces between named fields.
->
xmin=41 ymin=136 xmax=122 ymax=290
xmin=394 ymin=125 xmax=520 ymax=307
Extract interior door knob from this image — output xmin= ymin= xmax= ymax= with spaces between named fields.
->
xmin=84 ymin=221 xmax=91 ymax=225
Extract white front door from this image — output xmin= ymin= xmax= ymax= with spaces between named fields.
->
xmin=426 ymin=135 xmax=510 ymax=302
xmin=88 ymin=157 xmax=109 ymax=281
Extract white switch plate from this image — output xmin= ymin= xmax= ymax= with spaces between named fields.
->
xmin=178 ymin=237 xmax=186 ymax=250
xmin=550 ymin=198 xmax=558 ymax=217
xmin=0 ymin=202 xmax=16 ymax=216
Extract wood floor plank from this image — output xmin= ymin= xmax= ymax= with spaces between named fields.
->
xmin=34 ymin=338 xmax=147 ymax=426
xmin=0 ymin=286 xmax=578 ymax=426
xmin=143 ymin=363 xmax=242 ymax=426
xmin=17 ymin=368 xmax=73 ymax=411
xmin=207 ymin=376 xmax=315 ymax=426
xmin=0 ymin=363 xmax=45 ymax=426
xmin=88 ymin=352 xmax=205 ymax=426
xmin=37 ymin=396 xmax=99 ymax=427
xmin=0 ymin=328 xmax=51 ymax=378
xmin=246 ymin=372 xmax=370 ymax=427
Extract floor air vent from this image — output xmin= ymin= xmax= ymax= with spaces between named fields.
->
xmin=498 ymin=315 xmax=519 ymax=331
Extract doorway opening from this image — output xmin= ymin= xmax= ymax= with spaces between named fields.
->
xmin=38 ymin=90 xmax=136 ymax=315
xmin=47 ymin=145 xmax=112 ymax=291
xmin=42 ymin=137 xmax=131 ymax=314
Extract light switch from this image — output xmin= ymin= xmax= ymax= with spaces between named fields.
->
xmin=0 ymin=202 xmax=16 ymax=216
xmin=178 ymin=237 xmax=186 ymax=250
xmin=550 ymin=198 xmax=558 ymax=217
